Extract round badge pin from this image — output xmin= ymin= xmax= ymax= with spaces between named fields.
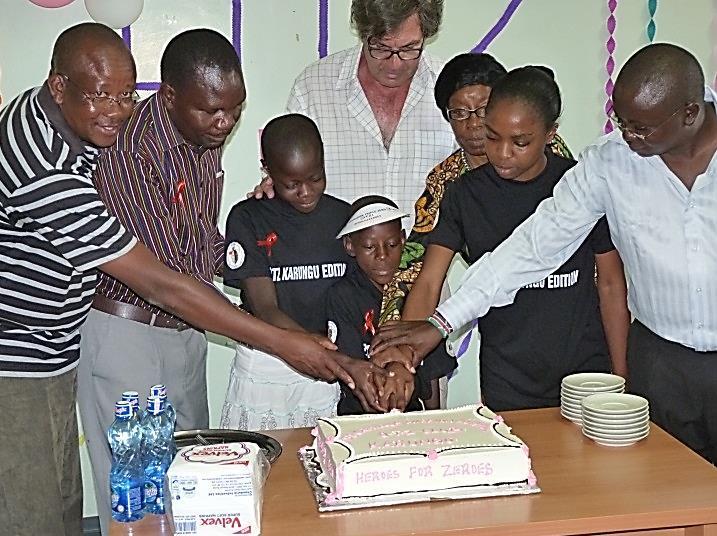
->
xmin=327 ymin=321 xmax=338 ymax=343
xmin=226 ymin=242 xmax=245 ymax=269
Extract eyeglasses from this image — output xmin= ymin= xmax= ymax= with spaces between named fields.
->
xmin=60 ymin=74 xmax=139 ymax=110
xmin=607 ymin=104 xmax=686 ymax=141
xmin=447 ymin=107 xmax=486 ymax=121
xmin=367 ymin=42 xmax=424 ymax=61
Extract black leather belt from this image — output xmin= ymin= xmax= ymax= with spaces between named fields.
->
xmin=92 ymin=295 xmax=189 ymax=331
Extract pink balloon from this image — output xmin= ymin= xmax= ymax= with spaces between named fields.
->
xmin=28 ymin=0 xmax=76 ymax=7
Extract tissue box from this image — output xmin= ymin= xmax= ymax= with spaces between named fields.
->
xmin=167 ymin=442 xmax=269 ymax=535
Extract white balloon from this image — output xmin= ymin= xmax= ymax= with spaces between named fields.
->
xmin=84 ymin=0 xmax=144 ymax=29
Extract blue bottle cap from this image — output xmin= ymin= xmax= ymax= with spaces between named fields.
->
xmin=146 ymin=396 xmax=165 ymax=415
xmin=121 ymin=391 xmax=140 ymax=402
xmin=114 ymin=400 xmax=132 ymax=419
xmin=150 ymin=384 xmax=167 ymax=398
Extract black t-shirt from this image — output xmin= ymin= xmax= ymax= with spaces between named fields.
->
xmin=224 ymin=195 xmax=350 ymax=333
xmin=326 ymin=267 xmax=456 ymax=415
xmin=430 ymin=152 xmax=614 ymax=411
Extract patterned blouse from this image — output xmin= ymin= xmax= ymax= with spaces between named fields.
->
xmin=379 ymin=134 xmax=573 ymax=324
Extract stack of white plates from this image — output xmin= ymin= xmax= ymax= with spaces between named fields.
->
xmin=581 ymin=393 xmax=650 ymax=447
xmin=560 ymin=373 xmax=625 ymax=424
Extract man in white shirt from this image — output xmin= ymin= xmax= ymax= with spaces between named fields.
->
xmin=372 ymin=43 xmax=717 ymax=464
xmin=254 ymin=0 xmax=455 ymax=224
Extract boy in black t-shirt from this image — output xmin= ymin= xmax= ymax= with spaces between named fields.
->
xmin=328 ymin=196 xmax=456 ymax=415
xmin=220 ymin=114 xmax=383 ymax=430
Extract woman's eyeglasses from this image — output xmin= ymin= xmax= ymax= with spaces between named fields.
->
xmin=447 ymin=107 xmax=486 ymax=121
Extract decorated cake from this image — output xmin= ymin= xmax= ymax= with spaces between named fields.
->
xmin=312 ymin=405 xmax=536 ymax=501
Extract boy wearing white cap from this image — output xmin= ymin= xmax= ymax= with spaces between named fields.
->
xmin=328 ymin=196 xmax=456 ymax=414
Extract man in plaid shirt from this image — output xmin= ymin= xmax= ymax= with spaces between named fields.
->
xmin=254 ymin=0 xmax=454 ymax=227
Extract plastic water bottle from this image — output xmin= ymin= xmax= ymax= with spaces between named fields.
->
xmin=122 ymin=390 xmax=147 ymax=470
xmin=142 ymin=396 xmax=174 ymax=514
xmin=149 ymin=384 xmax=176 ymax=459
xmin=108 ymin=400 xmax=145 ymax=523
xmin=149 ymin=384 xmax=176 ymax=429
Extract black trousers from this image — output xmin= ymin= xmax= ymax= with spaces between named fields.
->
xmin=628 ymin=321 xmax=717 ymax=465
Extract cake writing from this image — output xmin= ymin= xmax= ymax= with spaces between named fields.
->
xmin=442 ymin=461 xmax=493 ymax=477
xmin=340 ymin=418 xmax=491 ymax=452
xmin=355 ymin=469 xmax=400 ymax=484
xmin=368 ymin=436 xmax=456 ymax=449
xmin=355 ymin=461 xmax=495 ymax=484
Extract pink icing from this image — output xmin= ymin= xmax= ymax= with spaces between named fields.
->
xmin=427 ymin=449 xmax=438 ymax=461
xmin=521 ymin=444 xmax=530 ymax=457
xmin=495 ymin=415 xmax=505 ymax=424
xmin=325 ymin=492 xmax=338 ymax=505
xmin=310 ymin=427 xmax=318 ymax=437
xmin=335 ymin=467 xmax=345 ymax=497
xmin=528 ymin=470 xmax=537 ymax=487
xmin=326 ymin=435 xmax=334 ymax=444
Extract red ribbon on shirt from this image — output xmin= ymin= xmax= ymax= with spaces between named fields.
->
xmin=171 ymin=180 xmax=186 ymax=205
xmin=257 ymin=232 xmax=278 ymax=257
xmin=362 ymin=309 xmax=376 ymax=336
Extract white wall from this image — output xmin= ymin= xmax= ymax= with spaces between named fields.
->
xmin=1 ymin=0 xmax=714 ymax=517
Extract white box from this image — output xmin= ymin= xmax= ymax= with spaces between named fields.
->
xmin=166 ymin=442 xmax=269 ymax=535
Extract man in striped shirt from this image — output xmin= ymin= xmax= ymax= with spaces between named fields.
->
xmin=78 ymin=30 xmax=245 ymax=533
xmin=0 ymin=23 xmax=377 ymax=536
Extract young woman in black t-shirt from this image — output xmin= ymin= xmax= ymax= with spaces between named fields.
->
xmin=400 ymin=67 xmax=630 ymax=411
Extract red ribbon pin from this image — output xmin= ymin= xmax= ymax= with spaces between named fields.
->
xmin=362 ymin=309 xmax=376 ymax=336
xmin=171 ymin=180 xmax=186 ymax=205
xmin=257 ymin=232 xmax=278 ymax=257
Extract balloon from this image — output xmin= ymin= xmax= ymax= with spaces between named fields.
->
xmin=84 ymin=0 xmax=144 ymax=29
xmin=28 ymin=0 xmax=76 ymax=7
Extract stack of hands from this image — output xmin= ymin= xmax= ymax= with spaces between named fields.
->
xmin=250 ymin=179 xmax=443 ymax=414
xmin=340 ymin=344 xmax=423 ymax=414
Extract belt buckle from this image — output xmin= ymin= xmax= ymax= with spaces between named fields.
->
xmin=149 ymin=312 xmax=189 ymax=332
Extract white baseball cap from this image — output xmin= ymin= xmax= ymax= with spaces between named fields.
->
xmin=336 ymin=202 xmax=409 ymax=238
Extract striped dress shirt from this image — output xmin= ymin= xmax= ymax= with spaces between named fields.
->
xmin=93 ymin=93 xmax=224 ymax=317
xmin=287 ymin=45 xmax=456 ymax=226
xmin=438 ymin=86 xmax=717 ymax=352
xmin=0 ymin=85 xmax=136 ymax=377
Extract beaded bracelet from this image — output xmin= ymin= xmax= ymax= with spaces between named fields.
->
xmin=426 ymin=311 xmax=453 ymax=339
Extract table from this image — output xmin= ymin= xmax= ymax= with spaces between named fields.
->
xmin=111 ymin=408 xmax=717 ymax=535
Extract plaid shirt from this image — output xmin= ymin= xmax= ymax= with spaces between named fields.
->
xmin=287 ymin=45 xmax=455 ymax=226
xmin=93 ymin=93 xmax=224 ymax=318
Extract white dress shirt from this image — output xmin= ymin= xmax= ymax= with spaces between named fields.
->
xmin=438 ymin=86 xmax=717 ymax=352
xmin=287 ymin=45 xmax=455 ymax=225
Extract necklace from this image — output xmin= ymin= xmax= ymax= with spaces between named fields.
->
xmin=459 ymin=149 xmax=472 ymax=172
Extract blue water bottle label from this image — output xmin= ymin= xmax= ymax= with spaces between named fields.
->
xmin=144 ymin=480 xmax=158 ymax=505
xmin=144 ymin=475 xmax=165 ymax=513
xmin=111 ymin=484 xmax=143 ymax=517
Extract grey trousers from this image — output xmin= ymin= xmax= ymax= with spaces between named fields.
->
xmin=78 ymin=309 xmax=209 ymax=535
xmin=0 ymin=369 xmax=81 ymax=536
